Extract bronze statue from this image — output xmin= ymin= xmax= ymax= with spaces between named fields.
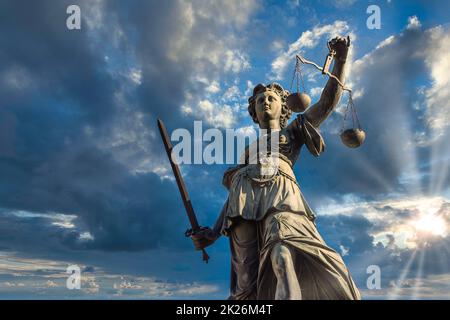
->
xmin=191 ymin=36 xmax=361 ymax=300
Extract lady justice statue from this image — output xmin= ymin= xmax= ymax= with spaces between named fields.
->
xmin=191 ymin=36 xmax=361 ymax=300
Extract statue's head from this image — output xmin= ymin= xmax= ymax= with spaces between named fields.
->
xmin=248 ymin=83 xmax=292 ymax=129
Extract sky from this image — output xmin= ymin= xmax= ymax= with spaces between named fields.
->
xmin=0 ymin=0 xmax=450 ymax=299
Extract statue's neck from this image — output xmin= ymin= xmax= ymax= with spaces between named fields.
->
xmin=259 ymin=119 xmax=280 ymax=130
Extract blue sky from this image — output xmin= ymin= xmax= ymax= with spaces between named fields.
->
xmin=0 ymin=0 xmax=450 ymax=299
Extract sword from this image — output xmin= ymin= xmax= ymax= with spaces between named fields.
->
xmin=157 ymin=119 xmax=210 ymax=263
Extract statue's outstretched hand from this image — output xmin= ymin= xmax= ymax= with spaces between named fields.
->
xmin=329 ymin=36 xmax=351 ymax=60
xmin=190 ymin=227 xmax=219 ymax=250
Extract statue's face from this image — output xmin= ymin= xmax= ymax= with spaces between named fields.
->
xmin=255 ymin=90 xmax=282 ymax=128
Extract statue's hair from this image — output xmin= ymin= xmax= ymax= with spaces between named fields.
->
xmin=248 ymin=83 xmax=292 ymax=128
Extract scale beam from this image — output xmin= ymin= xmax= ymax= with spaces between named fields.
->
xmin=295 ymin=54 xmax=352 ymax=93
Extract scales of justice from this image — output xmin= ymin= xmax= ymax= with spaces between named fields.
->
xmin=288 ymin=36 xmax=365 ymax=148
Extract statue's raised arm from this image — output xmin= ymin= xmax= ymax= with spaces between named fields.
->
xmin=304 ymin=36 xmax=350 ymax=128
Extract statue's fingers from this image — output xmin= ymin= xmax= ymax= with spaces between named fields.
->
xmin=191 ymin=233 xmax=205 ymax=241
xmin=192 ymin=235 xmax=207 ymax=243
xmin=204 ymin=231 xmax=214 ymax=240
xmin=193 ymin=238 xmax=212 ymax=250
xmin=205 ymin=230 xmax=218 ymax=240
xmin=192 ymin=238 xmax=205 ymax=248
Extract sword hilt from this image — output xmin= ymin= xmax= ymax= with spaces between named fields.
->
xmin=186 ymin=226 xmax=211 ymax=264
xmin=201 ymin=249 xmax=210 ymax=263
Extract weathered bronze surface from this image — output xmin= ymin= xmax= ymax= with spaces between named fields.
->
xmin=190 ymin=36 xmax=361 ymax=300
xmin=341 ymin=128 xmax=366 ymax=148
xmin=286 ymin=92 xmax=311 ymax=112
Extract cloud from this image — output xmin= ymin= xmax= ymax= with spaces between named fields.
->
xmin=362 ymin=273 xmax=450 ymax=299
xmin=0 ymin=0 xmax=259 ymax=254
xmin=197 ymin=100 xmax=237 ymax=128
xmin=269 ymin=20 xmax=350 ymax=80
xmin=122 ymin=0 xmax=257 ymax=129
xmin=420 ymin=25 xmax=450 ymax=149
xmin=406 ymin=16 xmax=422 ymax=30
xmin=317 ymin=195 xmax=450 ymax=249
xmin=332 ymin=0 xmax=357 ymax=8
xmin=205 ymin=81 xmax=221 ymax=94
xmin=0 ymin=252 xmax=225 ymax=299
xmin=314 ymin=193 xmax=450 ymax=297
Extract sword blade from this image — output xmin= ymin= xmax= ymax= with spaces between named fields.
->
xmin=157 ymin=119 xmax=209 ymax=263
xmin=157 ymin=119 xmax=200 ymax=231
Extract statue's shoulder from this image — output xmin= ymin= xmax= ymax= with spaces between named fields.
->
xmin=222 ymin=165 xmax=245 ymax=190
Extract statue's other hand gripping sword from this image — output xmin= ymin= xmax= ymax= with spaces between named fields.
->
xmin=157 ymin=119 xmax=210 ymax=263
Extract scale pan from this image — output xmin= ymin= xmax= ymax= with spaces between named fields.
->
xmin=286 ymin=92 xmax=311 ymax=113
xmin=340 ymin=128 xmax=366 ymax=148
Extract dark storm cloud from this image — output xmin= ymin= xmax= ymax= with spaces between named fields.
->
xmin=0 ymin=0 xmax=121 ymax=250
xmin=0 ymin=1 xmax=116 ymax=125
xmin=0 ymin=140 xmax=194 ymax=251
xmin=0 ymin=0 xmax=193 ymax=252
xmin=105 ymin=0 xmax=188 ymax=128
xmin=317 ymin=214 xmax=374 ymax=255
xmin=0 ymin=0 xmax=256 ymax=253
xmin=0 ymin=209 xmax=81 ymax=252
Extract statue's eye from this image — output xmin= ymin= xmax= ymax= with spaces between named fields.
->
xmin=258 ymin=97 xmax=264 ymax=103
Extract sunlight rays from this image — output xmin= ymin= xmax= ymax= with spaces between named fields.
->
xmin=351 ymin=153 xmax=396 ymax=193
xmin=388 ymin=249 xmax=418 ymax=300
xmin=429 ymin=146 xmax=450 ymax=196
xmin=411 ymin=247 xmax=426 ymax=299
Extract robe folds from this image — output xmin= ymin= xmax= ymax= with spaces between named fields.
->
xmin=213 ymin=114 xmax=361 ymax=300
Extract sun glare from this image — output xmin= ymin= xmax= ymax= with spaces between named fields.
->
xmin=411 ymin=213 xmax=447 ymax=237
